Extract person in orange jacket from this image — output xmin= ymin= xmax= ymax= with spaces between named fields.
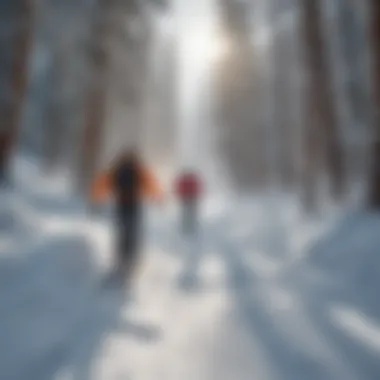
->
xmin=90 ymin=148 xmax=164 ymax=274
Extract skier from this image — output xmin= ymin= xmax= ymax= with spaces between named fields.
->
xmin=175 ymin=169 xmax=202 ymax=237
xmin=91 ymin=149 xmax=163 ymax=277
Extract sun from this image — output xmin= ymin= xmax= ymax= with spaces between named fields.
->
xmin=181 ymin=21 xmax=232 ymax=67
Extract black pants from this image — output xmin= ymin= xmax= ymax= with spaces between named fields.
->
xmin=115 ymin=203 xmax=141 ymax=267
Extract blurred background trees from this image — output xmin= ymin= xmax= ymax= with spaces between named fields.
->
xmin=299 ymin=0 xmax=345 ymax=210
xmin=0 ymin=0 xmax=379 ymax=212
xmin=0 ymin=0 xmax=34 ymax=181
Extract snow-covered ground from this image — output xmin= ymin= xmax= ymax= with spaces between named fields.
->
xmin=1 ymin=159 xmax=380 ymax=380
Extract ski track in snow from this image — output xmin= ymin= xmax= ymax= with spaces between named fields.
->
xmin=1 ymin=172 xmax=380 ymax=380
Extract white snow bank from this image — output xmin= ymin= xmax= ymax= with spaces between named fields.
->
xmin=306 ymin=212 xmax=380 ymax=283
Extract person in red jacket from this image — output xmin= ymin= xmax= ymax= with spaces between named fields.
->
xmin=175 ymin=169 xmax=202 ymax=236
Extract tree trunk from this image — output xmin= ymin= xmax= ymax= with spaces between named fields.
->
xmin=336 ymin=0 xmax=366 ymax=126
xmin=78 ymin=0 xmax=111 ymax=196
xmin=299 ymin=0 xmax=345 ymax=206
xmin=270 ymin=0 xmax=296 ymax=190
xmin=301 ymin=86 xmax=323 ymax=213
xmin=368 ymin=0 xmax=380 ymax=207
xmin=43 ymin=52 xmax=65 ymax=172
xmin=0 ymin=0 xmax=34 ymax=182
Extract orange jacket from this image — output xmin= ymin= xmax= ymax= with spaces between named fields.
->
xmin=90 ymin=164 xmax=163 ymax=204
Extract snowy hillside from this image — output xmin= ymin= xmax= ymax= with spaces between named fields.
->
xmin=1 ymin=156 xmax=380 ymax=380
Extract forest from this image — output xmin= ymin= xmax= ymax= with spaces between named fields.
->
xmin=0 ymin=0 xmax=377 ymax=210
xmin=1 ymin=1 xmax=380 ymax=380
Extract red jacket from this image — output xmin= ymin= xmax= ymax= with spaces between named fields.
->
xmin=176 ymin=173 xmax=202 ymax=199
